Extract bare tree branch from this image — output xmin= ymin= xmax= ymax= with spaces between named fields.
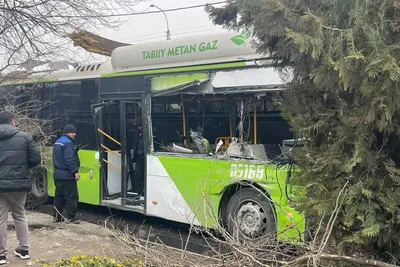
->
xmin=0 ymin=0 xmax=142 ymax=70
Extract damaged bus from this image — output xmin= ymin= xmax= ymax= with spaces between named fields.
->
xmin=3 ymin=31 xmax=305 ymax=242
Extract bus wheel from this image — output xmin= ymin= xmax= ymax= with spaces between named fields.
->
xmin=226 ymin=188 xmax=276 ymax=241
xmin=26 ymin=167 xmax=48 ymax=210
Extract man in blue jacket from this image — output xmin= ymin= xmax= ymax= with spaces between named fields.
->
xmin=52 ymin=124 xmax=80 ymax=224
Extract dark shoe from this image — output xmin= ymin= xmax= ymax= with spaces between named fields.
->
xmin=53 ymin=216 xmax=64 ymax=223
xmin=0 ymin=256 xmax=6 ymax=265
xmin=14 ymin=249 xmax=30 ymax=260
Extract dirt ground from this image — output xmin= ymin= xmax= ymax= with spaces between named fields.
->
xmin=4 ymin=211 xmax=131 ymax=266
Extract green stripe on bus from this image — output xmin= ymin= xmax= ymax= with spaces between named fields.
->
xmin=151 ymin=73 xmax=208 ymax=91
xmin=101 ymin=62 xmax=247 ymax=78
xmin=5 ymin=62 xmax=246 ymax=85
xmin=3 ymin=79 xmax=59 ymax=86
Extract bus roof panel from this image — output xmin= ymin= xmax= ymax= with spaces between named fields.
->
xmin=148 ymin=68 xmax=287 ymax=96
xmin=212 ymin=68 xmax=285 ymax=89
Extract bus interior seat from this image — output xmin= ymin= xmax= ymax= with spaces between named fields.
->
xmin=190 ymin=128 xmax=212 ymax=154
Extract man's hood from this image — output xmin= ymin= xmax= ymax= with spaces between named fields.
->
xmin=0 ymin=124 xmax=20 ymax=140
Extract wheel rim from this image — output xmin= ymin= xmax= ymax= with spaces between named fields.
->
xmin=236 ymin=200 xmax=267 ymax=238
xmin=33 ymin=172 xmax=46 ymax=197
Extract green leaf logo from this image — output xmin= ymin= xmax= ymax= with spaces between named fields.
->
xmin=242 ymin=31 xmax=250 ymax=39
xmin=231 ymin=32 xmax=250 ymax=46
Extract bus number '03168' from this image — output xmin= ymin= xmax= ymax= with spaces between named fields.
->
xmin=230 ymin=163 xmax=265 ymax=180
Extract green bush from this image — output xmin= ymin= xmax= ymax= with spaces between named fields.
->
xmin=43 ymin=255 xmax=143 ymax=267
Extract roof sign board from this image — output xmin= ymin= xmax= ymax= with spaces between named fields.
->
xmin=111 ymin=31 xmax=263 ymax=73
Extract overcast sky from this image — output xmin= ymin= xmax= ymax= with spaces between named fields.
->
xmin=102 ymin=0 xmax=224 ymax=43
xmin=80 ymin=0 xmax=226 ymax=62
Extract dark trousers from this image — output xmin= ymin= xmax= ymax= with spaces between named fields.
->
xmin=53 ymin=179 xmax=79 ymax=220
xmin=132 ymin=157 xmax=145 ymax=195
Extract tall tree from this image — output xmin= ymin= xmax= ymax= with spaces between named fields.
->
xmin=208 ymin=0 xmax=400 ymax=259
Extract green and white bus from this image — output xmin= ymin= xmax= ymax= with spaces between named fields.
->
xmin=4 ymin=31 xmax=305 ymax=242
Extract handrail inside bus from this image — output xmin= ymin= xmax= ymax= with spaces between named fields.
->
xmin=102 ymin=159 xmax=121 ymax=171
xmin=100 ymin=144 xmax=121 ymax=158
xmin=97 ymin=128 xmax=121 ymax=146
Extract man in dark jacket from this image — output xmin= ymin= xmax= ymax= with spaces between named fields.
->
xmin=132 ymin=118 xmax=145 ymax=196
xmin=52 ymin=124 xmax=80 ymax=224
xmin=0 ymin=111 xmax=41 ymax=264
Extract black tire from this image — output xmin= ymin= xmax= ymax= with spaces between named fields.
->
xmin=26 ymin=167 xmax=48 ymax=210
xmin=225 ymin=187 xmax=276 ymax=241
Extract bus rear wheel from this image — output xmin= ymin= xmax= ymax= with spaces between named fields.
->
xmin=26 ymin=167 xmax=48 ymax=210
xmin=225 ymin=188 xmax=276 ymax=241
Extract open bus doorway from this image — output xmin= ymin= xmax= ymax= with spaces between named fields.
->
xmin=126 ymin=106 xmax=145 ymax=203
xmin=91 ymin=100 xmax=145 ymax=212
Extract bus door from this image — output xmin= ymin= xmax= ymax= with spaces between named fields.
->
xmin=91 ymin=100 xmax=145 ymax=211
xmin=91 ymin=101 xmax=121 ymax=201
